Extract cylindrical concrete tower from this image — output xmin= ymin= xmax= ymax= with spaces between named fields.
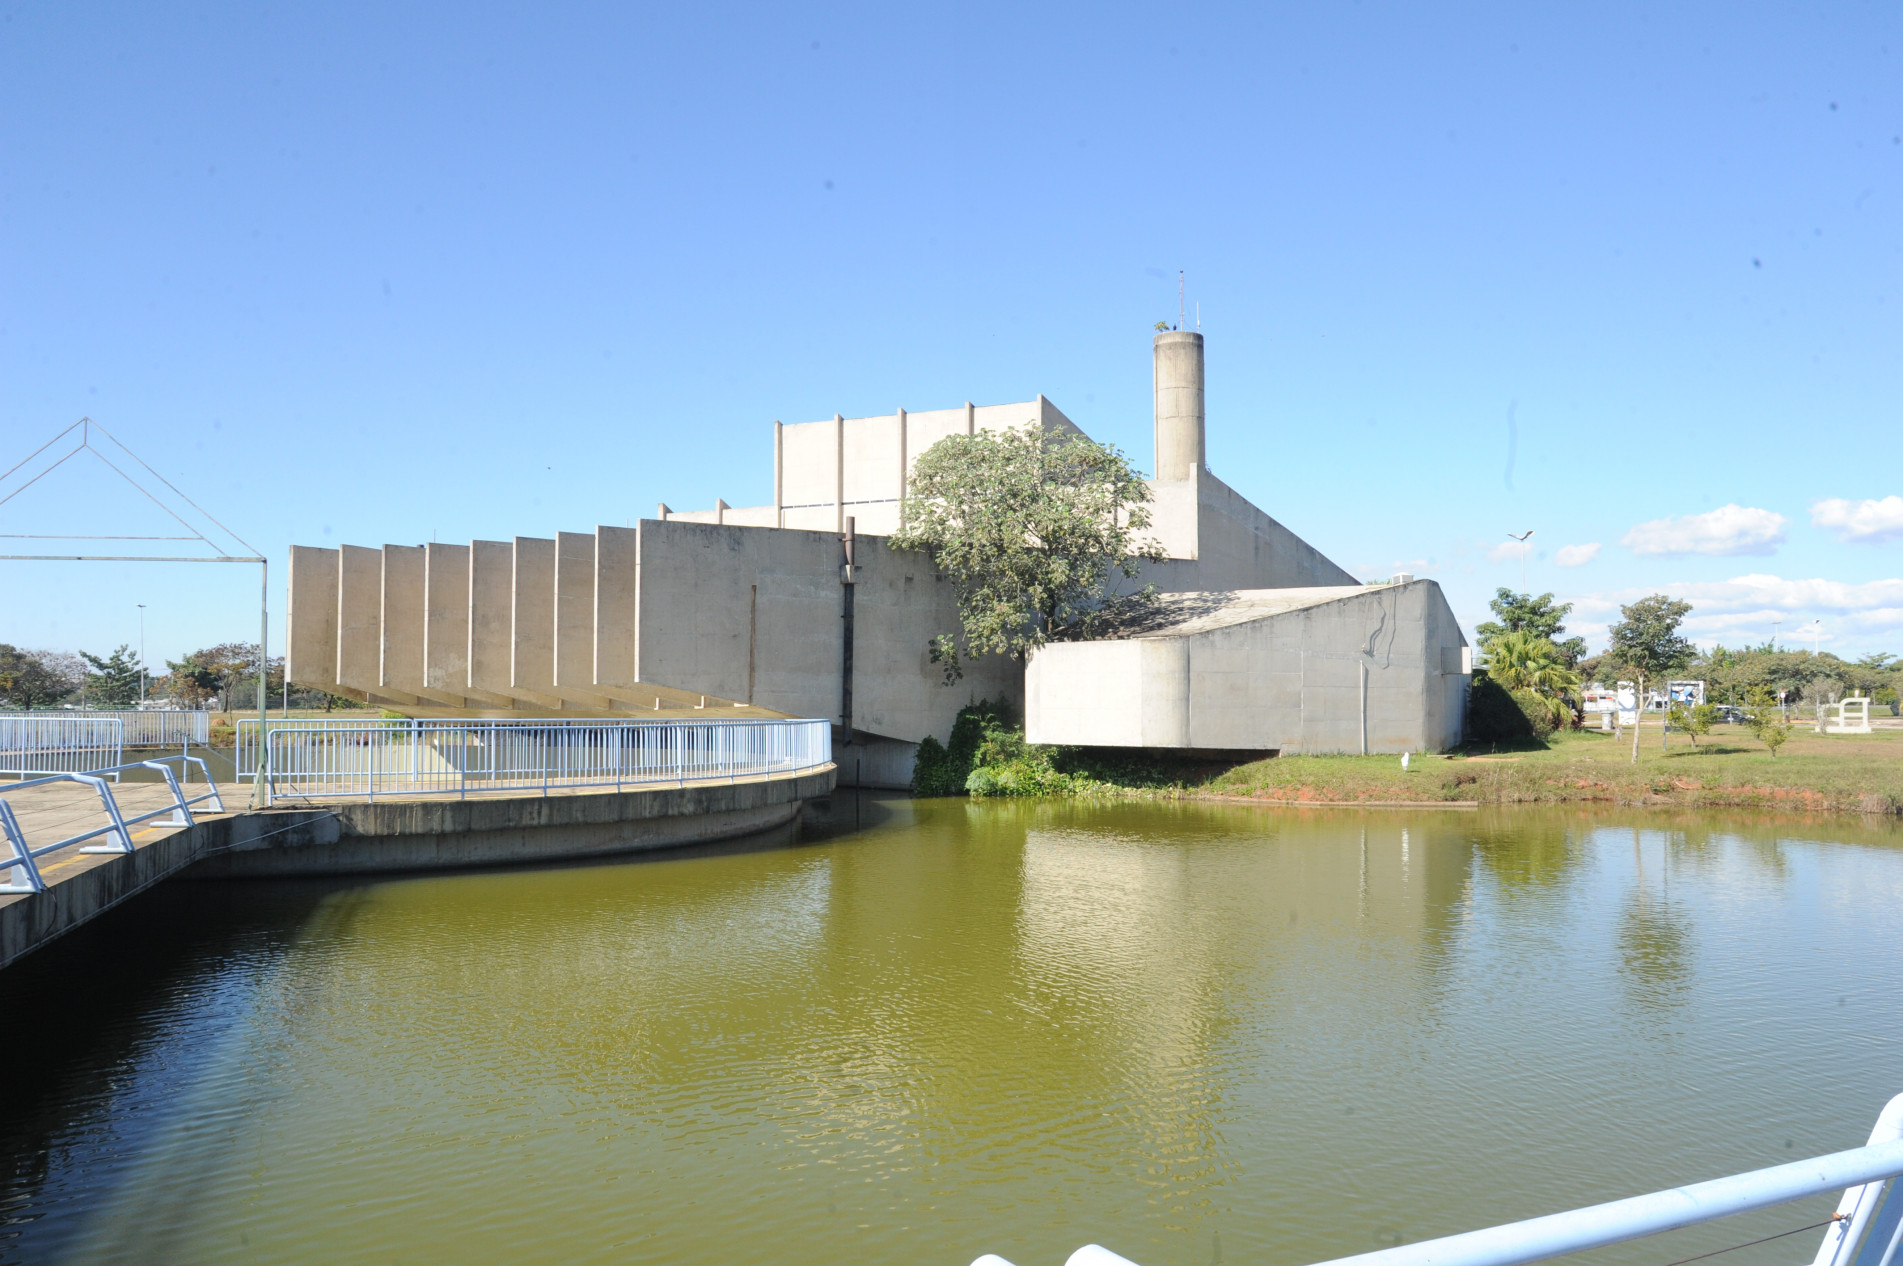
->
xmin=1153 ymin=330 xmax=1204 ymax=482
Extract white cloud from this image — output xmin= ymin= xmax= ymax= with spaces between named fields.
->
xmin=1486 ymin=540 xmax=1529 ymax=564
xmin=1554 ymin=542 xmax=1600 ymax=567
xmin=1811 ymin=496 xmax=1903 ymax=543
xmin=1569 ymin=574 xmax=1903 ymax=651
xmin=1621 ymin=504 xmax=1787 ymax=556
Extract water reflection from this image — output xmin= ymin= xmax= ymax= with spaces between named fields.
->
xmin=0 ymin=804 xmax=1898 ymax=1266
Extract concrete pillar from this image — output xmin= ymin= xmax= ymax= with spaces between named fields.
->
xmin=595 ymin=525 xmax=639 ymax=687
xmin=512 ymin=536 xmax=556 ymax=691
xmin=554 ymin=531 xmax=595 ymax=689
xmin=965 ymin=401 xmax=975 ymax=436
xmin=424 ymin=543 xmax=470 ymax=692
xmin=287 ymin=545 xmax=340 ymax=688
xmin=336 ymin=545 xmax=382 ymax=694
xmin=896 ymin=407 xmax=907 ymax=524
xmin=467 ymin=540 xmax=514 ymax=695
xmin=1153 ymin=330 xmax=1205 ymax=482
xmin=380 ymin=544 xmax=426 ymax=692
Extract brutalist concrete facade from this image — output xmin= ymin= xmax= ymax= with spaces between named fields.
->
xmin=288 ymin=332 xmax=1470 ymax=781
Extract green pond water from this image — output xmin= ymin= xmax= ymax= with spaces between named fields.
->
xmin=3 ymin=796 xmax=1901 ymax=1266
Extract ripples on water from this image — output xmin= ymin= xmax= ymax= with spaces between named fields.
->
xmin=1 ymin=799 xmax=1900 ymax=1266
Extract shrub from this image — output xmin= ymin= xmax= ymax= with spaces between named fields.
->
xmin=911 ymin=698 xmax=1016 ymax=795
xmin=1510 ymin=688 xmax=1560 ymax=740
xmin=1466 ymin=672 xmax=1538 ymax=744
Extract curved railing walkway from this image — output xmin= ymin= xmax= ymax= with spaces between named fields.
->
xmin=3 ymin=721 xmax=835 ymax=971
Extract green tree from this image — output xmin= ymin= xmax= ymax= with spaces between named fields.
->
xmin=891 ymin=424 xmax=1163 ymax=680
xmin=1605 ymin=595 xmax=1695 ymax=764
xmin=1744 ymin=686 xmax=1791 ymax=758
xmin=0 ymin=644 xmax=83 ymax=708
xmin=79 ymin=644 xmax=144 ymax=707
xmin=1475 ymin=590 xmax=1587 ymax=667
xmin=1667 ymin=702 xmax=1715 ymax=747
xmin=164 ymin=642 xmax=268 ymax=708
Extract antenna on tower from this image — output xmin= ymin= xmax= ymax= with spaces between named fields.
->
xmin=1196 ymin=301 xmax=1201 ymax=331
xmin=1178 ymin=270 xmax=1185 ymax=330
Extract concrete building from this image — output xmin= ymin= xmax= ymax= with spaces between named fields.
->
xmin=1026 ymin=584 xmax=1470 ymax=755
xmin=287 ymin=332 xmax=1469 ymax=783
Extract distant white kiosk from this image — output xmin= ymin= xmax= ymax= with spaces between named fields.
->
xmin=1825 ymin=695 xmax=1873 ymax=735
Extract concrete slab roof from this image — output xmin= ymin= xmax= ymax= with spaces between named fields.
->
xmin=1094 ymin=585 xmax=1399 ymax=639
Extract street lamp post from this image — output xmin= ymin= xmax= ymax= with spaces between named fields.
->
xmin=1508 ymin=530 xmax=1534 ymax=593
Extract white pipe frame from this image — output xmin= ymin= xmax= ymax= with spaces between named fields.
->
xmin=976 ymin=1094 xmax=1903 ymax=1266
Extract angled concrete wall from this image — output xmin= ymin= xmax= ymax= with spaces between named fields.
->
xmin=1026 ymin=581 xmax=1468 ymax=754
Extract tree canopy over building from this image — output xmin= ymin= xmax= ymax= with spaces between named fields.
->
xmin=890 ymin=425 xmax=1163 ymax=680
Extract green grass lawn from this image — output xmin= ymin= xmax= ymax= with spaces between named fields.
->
xmin=1196 ymin=723 xmax=1903 ymax=813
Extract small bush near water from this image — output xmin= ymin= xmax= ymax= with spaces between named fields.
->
xmin=912 ymin=701 xmax=1260 ymax=797
xmin=911 ymin=700 xmax=1091 ymax=796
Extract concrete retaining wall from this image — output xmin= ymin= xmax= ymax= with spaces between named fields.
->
xmin=1027 ymin=582 xmax=1468 ymax=754
xmin=1 ymin=768 xmax=833 ymax=971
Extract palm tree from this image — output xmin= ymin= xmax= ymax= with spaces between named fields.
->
xmin=1482 ymin=629 xmax=1582 ymax=726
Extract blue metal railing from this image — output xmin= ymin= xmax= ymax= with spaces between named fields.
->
xmin=235 ymin=716 xmax=833 ymax=805
xmin=0 ymin=755 xmax=225 ymax=894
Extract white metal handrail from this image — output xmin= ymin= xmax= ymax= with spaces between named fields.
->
xmin=0 ymin=715 xmax=124 ymax=778
xmin=75 ymin=709 xmax=209 ymax=747
xmin=0 ymin=755 xmax=226 ymax=894
xmin=0 ymin=710 xmax=211 ymax=752
xmin=977 ymin=1094 xmax=1903 ymax=1266
xmin=236 ymin=716 xmax=832 ymax=805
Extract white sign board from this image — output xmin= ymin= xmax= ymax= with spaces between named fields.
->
xmin=1615 ymin=682 xmax=1639 ymax=728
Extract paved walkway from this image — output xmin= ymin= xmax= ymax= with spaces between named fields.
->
xmin=1 ymin=780 xmax=233 ymax=906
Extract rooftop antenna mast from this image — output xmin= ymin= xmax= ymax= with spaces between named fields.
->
xmin=1178 ymin=270 xmax=1185 ymax=331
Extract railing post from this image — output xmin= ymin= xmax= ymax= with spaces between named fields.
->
xmin=0 ymin=800 xmax=46 ymax=894
xmin=73 ymin=774 xmax=135 ymax=854
xmin=141 ymin=760 xmax=195 ymax=827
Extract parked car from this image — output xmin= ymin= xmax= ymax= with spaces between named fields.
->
xmin=1713 ymin=705 xmax=1747 ymax=725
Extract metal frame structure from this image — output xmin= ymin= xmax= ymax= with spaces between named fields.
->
xmin=236 ymin=716 xmax=832 ymax=805
xmin=974 ymin=1094 xmax=1903 ymax=1266
xmin=1 ymin=418 xmax=267 ymax=801
xmin=0 ymin=755 xmax=225 ymax=894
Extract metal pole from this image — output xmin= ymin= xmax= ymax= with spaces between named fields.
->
xmin=137 ymin=603 xmax=146 ymax=705
xmin=1359 ymin=661 xmax=1368 ymax=756
xmin=255 ymin=559 xmax=268 ymax=808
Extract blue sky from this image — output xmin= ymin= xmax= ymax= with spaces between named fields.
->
xmin=3 ymin=1 xmax=1899 ymax=668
